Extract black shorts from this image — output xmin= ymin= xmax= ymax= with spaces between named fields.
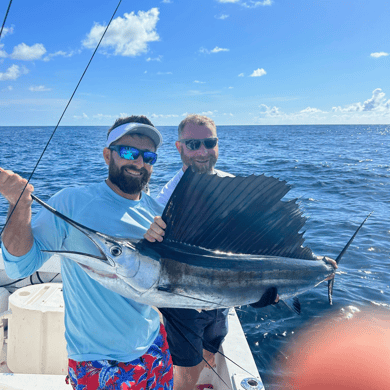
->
xmin=160 ymin=308 xmax=229 ymax=367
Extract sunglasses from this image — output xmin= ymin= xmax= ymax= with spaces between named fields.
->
xmin=178 ymin=138 xmax=218 ymax=151
xmin=109 ymin=145 xmax=158 ymax=165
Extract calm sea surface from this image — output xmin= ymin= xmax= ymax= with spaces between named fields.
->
xmin=0 ymin=125 xmax=389 ymax=388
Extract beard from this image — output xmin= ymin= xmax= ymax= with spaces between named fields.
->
xmin=180 ymin=149 xmax=217 ymax=174
xmin=108 ymin=161 xmax=151 ymax=195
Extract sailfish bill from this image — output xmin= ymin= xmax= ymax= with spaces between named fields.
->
xmin=32 ymin=169 xmax=370 ymax=309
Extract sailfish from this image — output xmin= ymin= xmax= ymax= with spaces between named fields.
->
xmin=31 ymin=169 xmax=370 ymax=311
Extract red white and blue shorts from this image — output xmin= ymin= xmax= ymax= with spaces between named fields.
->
xmin=66 ymin=324 xmax=173 ymax=389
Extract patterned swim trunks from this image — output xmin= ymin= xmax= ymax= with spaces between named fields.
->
xmin=67 ymin=324 xmax=173 ymax=389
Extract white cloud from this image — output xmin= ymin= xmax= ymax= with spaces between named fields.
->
xmin=0 ymin=64 xmax=29 ymax=81
xmin=200 ymin=110 xmax=218 ymax=116
xmin=74 ymin=113 xmax=89 ymax=120
xmin=300 ymin=107 xmax=326 ymax=114
xmin=150 ymin=113 xmax=179 ymax=118
xmin=93 ymin=113 xmax=115 ymax=120
xmin=82 ymin=8 xmax=160 ymax=57
xmin=217 ymin=0 xmax=272 ymax=7
xmin=250 ymin=68 xmax=266 ymax=77
xmin=146 ymin=55 xmax=162 ymax=61
xmin=256 ymin=89 xmax=390 ymax=124
xmin=0 ymin=44 xmax=7 ymax=58
xmin=238 ymin=73 xmax=244 ymax=77
xmin=211 ymin=46 xmax=229 ymax=53
xmin=200 ymin=46 xmax=229 ymax=54
xmin=242 ymin=0 xmax=272 ymax=7
xmin=1 ymin=85 xmax=13 ymax=92
xmin=157 ymin=71 xmax=172 ymax=75
xmin=187 ymin=90 xmax=221 ymax=96
xmin=43 ymin=50 xmax=78 ymax=62
xmin=228 ymin=86 xmax=234 ymax=89
xmin=0 ymin=26 xmax=14 ymax=38
xmin=370 ymin=52 xmax=389 ymax=58
xmin=11 ymin=43 xmax=47 ymax=60
xmin=29 ymin=85 xmax=51 ymax=92
xmin=215 ymin=14 xmax=229 ymax=19
xmin=332 ymin=88 xmax=390 ymax=113
xmin=259 ymin=104 xmax=282 ymax=116
xmin=194 ymin=80 xmax=206 ymax=84
xmin=161 ymin=0 xmax=172 ymax=3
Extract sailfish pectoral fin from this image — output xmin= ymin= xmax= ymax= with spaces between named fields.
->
xmin=250 ymin=287 xmax=278 ymax=309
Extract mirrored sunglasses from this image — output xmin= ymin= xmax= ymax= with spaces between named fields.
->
xmin=178 ymin=138 xmax=218 ymax=151
xmin=109 ymin=145 xmax=158 ymax=165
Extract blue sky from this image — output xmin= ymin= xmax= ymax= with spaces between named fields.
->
xmin=0 ymin=0 xmax=389 ymax=126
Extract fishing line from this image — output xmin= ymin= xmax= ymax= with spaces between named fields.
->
xmin=159 ymin=308 xmax=231 ymax=388
xmin=159 ymin=306 xmax=258 ymax=379
xmin=0 ymin=0 xmax=122 ymax=236
xmin=0 ymin=0 xmax=13 ymax=39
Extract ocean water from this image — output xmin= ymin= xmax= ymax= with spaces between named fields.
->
xmin=0 ymin=124 xmax=389 ymax=388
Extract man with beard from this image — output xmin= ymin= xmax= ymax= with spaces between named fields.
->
xmin=145 ymin=114 xmax=233 ymax=390
xmin=0 ymin=116 xmax=173 ymax=390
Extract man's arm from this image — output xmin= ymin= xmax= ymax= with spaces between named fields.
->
xmin=0 ymin=168 xmax=34 ymax=256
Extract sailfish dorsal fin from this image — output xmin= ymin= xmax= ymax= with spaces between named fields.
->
xmin=155 ymin=169 xmax=315 ymax=260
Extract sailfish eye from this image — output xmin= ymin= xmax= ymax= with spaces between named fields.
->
xmin=110 ymin=246 xmax=122 ymax=256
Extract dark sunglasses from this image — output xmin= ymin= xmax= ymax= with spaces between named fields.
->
xmin=178 ymin=138 xmax=218 ymax=151
xmin=109 ymin=145 xmax=158 ymax=165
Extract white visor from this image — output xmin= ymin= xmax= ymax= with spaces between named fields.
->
xmin=106 ymin=122 xmax=163 ymax=149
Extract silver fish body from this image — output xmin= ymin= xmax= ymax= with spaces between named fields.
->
xmin=42 ymin=220 xmax=334 ymax=309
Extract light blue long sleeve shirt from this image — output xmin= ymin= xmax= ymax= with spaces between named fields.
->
xmin=2 ymin=181 xmax=164 ymax=362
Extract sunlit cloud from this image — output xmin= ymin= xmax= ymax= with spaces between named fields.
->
xmin=150 ymin=113 xmax=179 ymax=118
xmin=332 ymin=88 xmax=390 ymax=113
xmin=161 ymin=0 xmax=173 ymax=3
xmin=217 ymin=0 xmax=272 ymax=7
xmin=200 ymin=46 xmax=229 ymax=54
xmin=146 ymin=55 xmax=162 ymax=61
xmin=10 ymin=43 xmax=47 ymax=60
xmin=93 ymin=113 xmax=115 ymax=120
xmin=250 ymin=68 xmax=266 ymax=77
xmin=0 ymin=26 xmax=14 ymax=39
xmin=256 ymin=89 xmax=390 ymax=124
xmin=211 ymin=46 xmax=229 ymax=53
xmin=238 ymin=73 xmax=245 ymax=77
xmin=215 ymin=14 xmax=230 ymax=20
xmin=82 ymin=8 xmax=160 ymax=57
xmin=29 ymin=85 xmax=51 ymax=92
xmin=0 ymin=44 xmax=7 ymax=58
xmin=370 ymin=52 xmax=389 ymax=58
xmin=43 ymin=50 xmax=78 ymax=62
xmin=73 ymin=113 xmax=89 ymax=120
xmin=0 ymin=64 xmax=29 ymax=81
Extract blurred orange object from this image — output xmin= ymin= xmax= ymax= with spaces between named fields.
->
xmin=280 ymin=308 xmax=390 ymax=390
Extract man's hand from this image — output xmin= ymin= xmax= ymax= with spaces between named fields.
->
xmin=319 ymin=256 xmax=338 ymax=281
xmin=0 ymin=168 xmax=34 ymax=256
xmin=0 ymin=168 xmax=34 ymax=206
xmin=144 ymin=216 xmax=166 ymax=242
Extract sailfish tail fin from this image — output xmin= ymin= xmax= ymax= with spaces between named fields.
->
xmin=328 ymin=212 xmax=372 ymax=305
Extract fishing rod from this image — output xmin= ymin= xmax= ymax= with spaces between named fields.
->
xmin=0 ymin=0 xmax=122 ymax=236
xmin=0 ymin=0 xmax=13 ymax=39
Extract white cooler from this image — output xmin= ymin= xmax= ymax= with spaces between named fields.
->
xmin=4 ymin=283 xmax=67 ymax=374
